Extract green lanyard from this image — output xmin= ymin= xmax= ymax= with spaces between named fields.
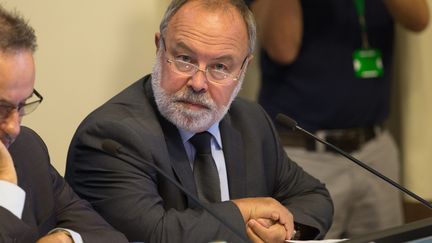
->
xmin=352 ymin=0 xmax=383 ymax=78
xmin=354 ymin=0 xmax=369 ymax=49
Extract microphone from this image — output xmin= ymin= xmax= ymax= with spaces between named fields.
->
xmin=101 ymin=139 xmax=250 ymax=242
xmin=275 ymin=113 xmax=432 ymax=210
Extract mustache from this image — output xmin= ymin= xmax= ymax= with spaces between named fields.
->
xmin=173 ymin=88 xmax=214 ymax=109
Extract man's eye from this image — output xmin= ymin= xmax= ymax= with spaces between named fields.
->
xmin=175 ymin=55 xmax=192 ymax=63
xmin=212 ymin=63 xmax=229 ymax=72
xmin=0 ymin=102 xmax=15 ymax=109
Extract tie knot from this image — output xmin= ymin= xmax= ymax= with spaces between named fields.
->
xmin=189 ymin=132 xmax=212 ymax=154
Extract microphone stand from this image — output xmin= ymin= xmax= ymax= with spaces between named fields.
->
xmin=276 ymin=114 xmax=432 ymax=210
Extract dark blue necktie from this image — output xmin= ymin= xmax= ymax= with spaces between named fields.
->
xmin=189 ymin=132 xmax=221 ymax=203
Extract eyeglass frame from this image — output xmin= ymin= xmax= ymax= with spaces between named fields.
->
xmin=161 ymin=37 xmax=250 ymax=85
xmin=0 ymin=89 xmax=43 ymax=121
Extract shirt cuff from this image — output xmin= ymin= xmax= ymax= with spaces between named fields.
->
xmin=0 ymin=180 xmax=25 ymax=218
xmin=49 ymin=228 xmax=83 ymax=243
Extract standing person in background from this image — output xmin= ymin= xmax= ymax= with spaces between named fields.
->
xmin=65 ymin=0 xmax=333 ymax=242
xmin=246 ymin=0 xmax=429 ymax=239
xmin=0 ymin=5 xmax=127 ymax=243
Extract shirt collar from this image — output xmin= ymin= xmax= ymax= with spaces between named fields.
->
xmin=178 ymin=122 xmax=223 ymax=149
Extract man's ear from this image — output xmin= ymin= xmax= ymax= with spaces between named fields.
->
xmin=245 ymin=54 xmax=254 ymax=69
xmin=155 ymin=32 xmax=161 ymax=53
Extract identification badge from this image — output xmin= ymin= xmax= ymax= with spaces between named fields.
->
xmin=353 ymin=48 xmax=384 ymax=78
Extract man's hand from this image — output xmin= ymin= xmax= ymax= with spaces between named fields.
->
xmin=36 ymin=231 xmax=73 ymax=243
xmin=232 ymin=197 xmax=294 ymax=240
xmin=0 ymin=140 xmax=17 ymax=184
xmin=246 ymin=219 xmax=287 ymax=243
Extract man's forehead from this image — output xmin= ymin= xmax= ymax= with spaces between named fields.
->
xmin=165 ymin=2 xmax=249 ymax=55
xmin=170 ymin=1 xmax=246 ymax=32
xmin=0 ymin=49 xmax=35 ymax=95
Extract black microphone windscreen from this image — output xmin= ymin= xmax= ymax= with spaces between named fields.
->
xmin=102 ymin=139 xmax=122 ymax=156
xmin=275 ymin=113 xmax=298 ymax=130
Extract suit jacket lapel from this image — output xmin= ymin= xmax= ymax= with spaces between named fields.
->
xmin=160 ymin=118 xmax=198 ymax=198
xmin=220 ymin=115 xmax=247 ymax=199
xmin=16 ymin=164 xmax=37 ymax=228
xmin=144 ymin=79 xmax=198 ymax=205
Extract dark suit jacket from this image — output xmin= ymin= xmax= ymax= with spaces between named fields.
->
xmin=0 ymin=127 xmax=127 ymax=243
xmin=66 ymin=75 xmax=333 ymax=243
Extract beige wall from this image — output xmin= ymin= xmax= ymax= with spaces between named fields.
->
xmin=1 ymin=0 xmax=169 ymax=174
xmin=393 ymin=1 xmax=432 ymax=200
xmin=239 ymin=47 xmax=261 ymax=101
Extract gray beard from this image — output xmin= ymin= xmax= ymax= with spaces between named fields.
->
xmin=151 ymin=47 xmax=245 ymax=133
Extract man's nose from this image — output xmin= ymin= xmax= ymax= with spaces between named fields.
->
xmin=188 ymin=68 xmax=209 ymax=92
xmin=0 ymin=110 xmax=21 ymax=141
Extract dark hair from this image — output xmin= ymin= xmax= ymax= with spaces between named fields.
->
xmin=0 ymin=5 xmax=37 ymax=52
xmin=159 ymin=0 xmax=256 ymax=54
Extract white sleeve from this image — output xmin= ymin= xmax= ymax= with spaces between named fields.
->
xmin=0 ymin=180 xmax=25 ymax=218
xmin=49 ymin=228 xmax=83 ymax=243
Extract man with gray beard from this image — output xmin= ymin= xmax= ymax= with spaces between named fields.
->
xmin=65 ymin=0 xmax=333 ymax=242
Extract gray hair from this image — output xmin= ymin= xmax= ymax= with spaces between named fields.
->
xmin=0 ymin=5 xmax=37 ymax=52
xmin=159 ymin=0 xmax=256 ymax=55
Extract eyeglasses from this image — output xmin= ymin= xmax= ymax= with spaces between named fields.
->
xmin=161 ymin=37 xmax=248 ymax=84
xmin=0 ymin=89 xmax=43 ymax=121
xmin=166 ymin=57 xmax=248 ymax=85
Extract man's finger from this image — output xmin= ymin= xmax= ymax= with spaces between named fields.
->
xmin=248 ymin=219 xmax=286 ymax=243
xmin=246 ymin=221 xmax=265 ymax=243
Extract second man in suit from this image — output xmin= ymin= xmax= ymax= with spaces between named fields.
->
xmin=0 ymin=5 xmax=127 ymax=243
